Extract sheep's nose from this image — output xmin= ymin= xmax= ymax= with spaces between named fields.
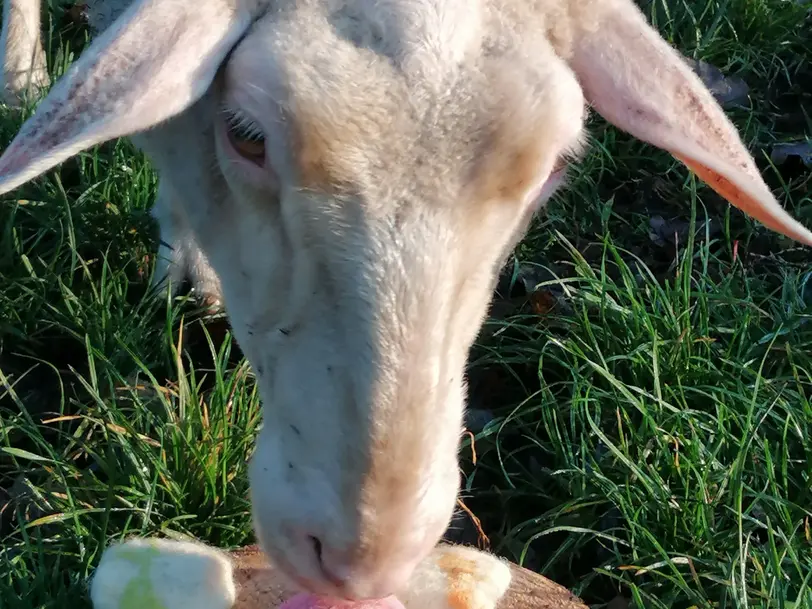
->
xmin=305 ymin=535 xmax=414 ymax=601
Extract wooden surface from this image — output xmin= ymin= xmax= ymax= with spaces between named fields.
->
xmin=228 ymin=545 xmax=587 ymax=609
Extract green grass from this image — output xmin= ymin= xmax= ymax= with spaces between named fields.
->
xmin=1 ymin=1 xmax=811 ymax=608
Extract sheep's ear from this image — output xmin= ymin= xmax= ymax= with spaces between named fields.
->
xmin=0 ymin=0 xmax=262 ymax=196
xmin=568 ymin=0 xmax=812 ymax=246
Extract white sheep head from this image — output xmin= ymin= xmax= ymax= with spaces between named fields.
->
xmin=0 ymin=0 xmax=810 ymax=602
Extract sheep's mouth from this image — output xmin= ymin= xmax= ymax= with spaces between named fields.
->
xmin=282 ymin=593 xmax=407 ymax=609
xmin=268 ymin=550 xmax=326 ymax=596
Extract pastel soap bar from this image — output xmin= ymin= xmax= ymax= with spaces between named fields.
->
xmin=90 ymin=538 xmax=238 ymax=609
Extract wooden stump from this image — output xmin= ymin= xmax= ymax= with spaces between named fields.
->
xmin=227 ymin=545 xmax=587 ymax=609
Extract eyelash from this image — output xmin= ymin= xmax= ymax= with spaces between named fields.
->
xmin=221 ymin=107 xmax=266 ymax=143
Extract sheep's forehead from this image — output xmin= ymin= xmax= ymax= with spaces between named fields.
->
xmin=225 ymin=0 xmax=583 ymax=207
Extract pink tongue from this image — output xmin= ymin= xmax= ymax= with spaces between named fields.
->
xmin=279 ymin=593 xmax=407 ymax=609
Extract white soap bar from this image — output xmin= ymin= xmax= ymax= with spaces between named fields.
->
xmin=90 ymin=538 xmax=237 ymax=609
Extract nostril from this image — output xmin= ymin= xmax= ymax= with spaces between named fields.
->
xmin=310 ymin=537 xmax=352 ymax=591
xmin=309 ymin=535 xmax=347 ymax=589
xmin=300 ymin=535 xmax=412 ymax=600
xmin=309 ymin=535 xmax=324 ymax=566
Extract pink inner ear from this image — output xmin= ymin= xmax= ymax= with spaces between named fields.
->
xmin=280 ymin=593 xmax=407 ymax=609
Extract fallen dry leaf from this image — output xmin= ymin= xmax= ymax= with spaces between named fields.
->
xmin=67 ymin=3 xmax=89 ymax=25
xmin=771 ymin=141 xmax=812 ymax=168
xmin=684 ymin=57 xmax=750 ymax=108
xmin=648 ymin=215 xmax=721 ymax=248
xmin=529 ymin=289 xmax=558 ymax=316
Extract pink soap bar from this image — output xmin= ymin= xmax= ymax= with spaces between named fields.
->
xmin=280 ymin=593 xmax=407 ymax=609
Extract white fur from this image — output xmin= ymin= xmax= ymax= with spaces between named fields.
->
xmin=0 ymin=0 xmax=49 ymax=105
xmin=2 ymin=0 xmax=812 ymax=603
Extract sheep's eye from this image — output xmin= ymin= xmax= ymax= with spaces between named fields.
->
xmin=225 ymin=111 xmax=266 ymax=165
